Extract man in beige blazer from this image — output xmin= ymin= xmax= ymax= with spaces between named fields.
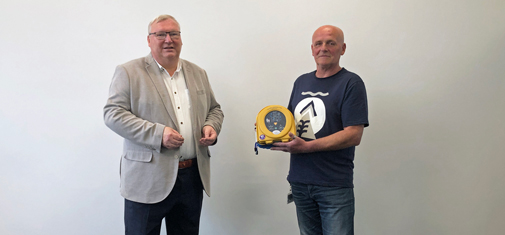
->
xmin=104 ymin=14 xmax=224 ymax=235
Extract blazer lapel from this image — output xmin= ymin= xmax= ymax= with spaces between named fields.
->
xmin=145 ymin=54 xmax=178 ymax=129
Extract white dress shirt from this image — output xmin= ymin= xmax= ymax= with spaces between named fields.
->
xmin=155 ymin=60 xmax=195 ymax=160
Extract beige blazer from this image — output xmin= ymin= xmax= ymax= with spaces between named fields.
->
xmin=104 ymin=54 xmax=224 ymax=203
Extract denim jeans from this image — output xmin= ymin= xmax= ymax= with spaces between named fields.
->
xmin=290 ymin=182 xmax=354 ymax=235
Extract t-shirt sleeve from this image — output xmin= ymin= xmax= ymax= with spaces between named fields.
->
xmin=341 ymin=79 xmax=369 ymax=127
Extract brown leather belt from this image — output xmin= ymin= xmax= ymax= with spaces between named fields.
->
xmin=179 ymin=158 xmax=195 ymax=169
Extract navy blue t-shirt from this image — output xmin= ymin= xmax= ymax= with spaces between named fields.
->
xmin=287 ymin=68 xmax=368 ymax=188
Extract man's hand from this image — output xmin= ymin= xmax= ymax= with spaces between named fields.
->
xmin=270 ymin=132 xmax=310 ymax=154
xmin=271 ymin=125 xmax=364 ymax=153
xmin=162 ymin=127 xmax=184 ymax=149
xmin=200 ymin=125 xmax=217 ymax=147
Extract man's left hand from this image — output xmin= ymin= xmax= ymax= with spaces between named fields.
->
xmin=200 ymin=125 xmax=217 ymax=146
xmin=270 ymin=132 xmax=310 ymax=154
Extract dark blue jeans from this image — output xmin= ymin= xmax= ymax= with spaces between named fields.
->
xmin=124 ymin=164 xmax=203 ymax=235
xmin=290 ymin=182 xmax=354 ymax=235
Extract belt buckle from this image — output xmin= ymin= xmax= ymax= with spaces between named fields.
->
xmin=179 ymin=159 xmax=192 ymax=169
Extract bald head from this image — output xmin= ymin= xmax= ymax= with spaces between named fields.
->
xmin=312 ymin=25 xmax=344 ymax=44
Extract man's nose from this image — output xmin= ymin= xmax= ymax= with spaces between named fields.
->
xmin=164 ymin=35 xmax=173 ymax=43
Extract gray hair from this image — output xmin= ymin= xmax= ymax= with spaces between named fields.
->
xmin=148 ymin=15 xmax=180 ymax=34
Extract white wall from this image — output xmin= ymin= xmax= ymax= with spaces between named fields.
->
xmin=1 ymin=0 xmax=504 ymax=234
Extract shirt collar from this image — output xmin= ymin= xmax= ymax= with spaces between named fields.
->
xmin=154 ymin=59 xmax=182 ymax=74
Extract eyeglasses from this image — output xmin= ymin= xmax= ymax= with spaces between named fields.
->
xmin=149 ymin=31 xmax=181 ymax=40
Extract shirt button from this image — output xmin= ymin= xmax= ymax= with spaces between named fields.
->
xmin=181 ymin=122 xmax=183 ymax=124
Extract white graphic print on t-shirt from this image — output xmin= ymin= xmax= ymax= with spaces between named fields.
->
xmin=293 ymin=93 xmax=327 ymax=140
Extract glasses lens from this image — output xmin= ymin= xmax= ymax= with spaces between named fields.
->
xmin=169 ymin=32 xmax=180 ymax=39
xmin=155 ymin=32 xmax=167 ymax=40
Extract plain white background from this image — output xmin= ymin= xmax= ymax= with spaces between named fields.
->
xmin=1 ymin=0 xmax=504 ymax=234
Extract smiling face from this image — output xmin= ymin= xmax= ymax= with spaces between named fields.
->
xmin=311 ymin=26 xmax=346 ymax=71
xmin=147 ymin=19 xmax=182 ymax=63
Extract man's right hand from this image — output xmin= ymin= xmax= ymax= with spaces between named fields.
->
xmin=162 ymin=127 xmax=184 ymax=149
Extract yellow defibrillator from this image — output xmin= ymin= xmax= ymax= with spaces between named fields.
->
xmin=255 ymin=105 xmax=296 ymax=148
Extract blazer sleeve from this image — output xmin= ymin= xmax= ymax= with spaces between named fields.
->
xmin=202 ymin=72 xmax=224 ymax=136
xmin=103 ymin=65 xmax=165 ymax=152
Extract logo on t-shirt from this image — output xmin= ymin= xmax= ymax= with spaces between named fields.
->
xmin=293 ymin=92 xmax=327 ymax=139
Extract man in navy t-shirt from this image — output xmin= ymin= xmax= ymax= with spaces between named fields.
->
xmin=271 ymin=25 xmax=368 ymax=235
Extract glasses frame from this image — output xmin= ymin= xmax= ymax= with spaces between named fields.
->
xmin=148 ymin=31 xmax=181 ymax=40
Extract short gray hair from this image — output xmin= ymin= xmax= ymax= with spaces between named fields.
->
xmin=148 ymin=15 xmax=180 ymax=34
